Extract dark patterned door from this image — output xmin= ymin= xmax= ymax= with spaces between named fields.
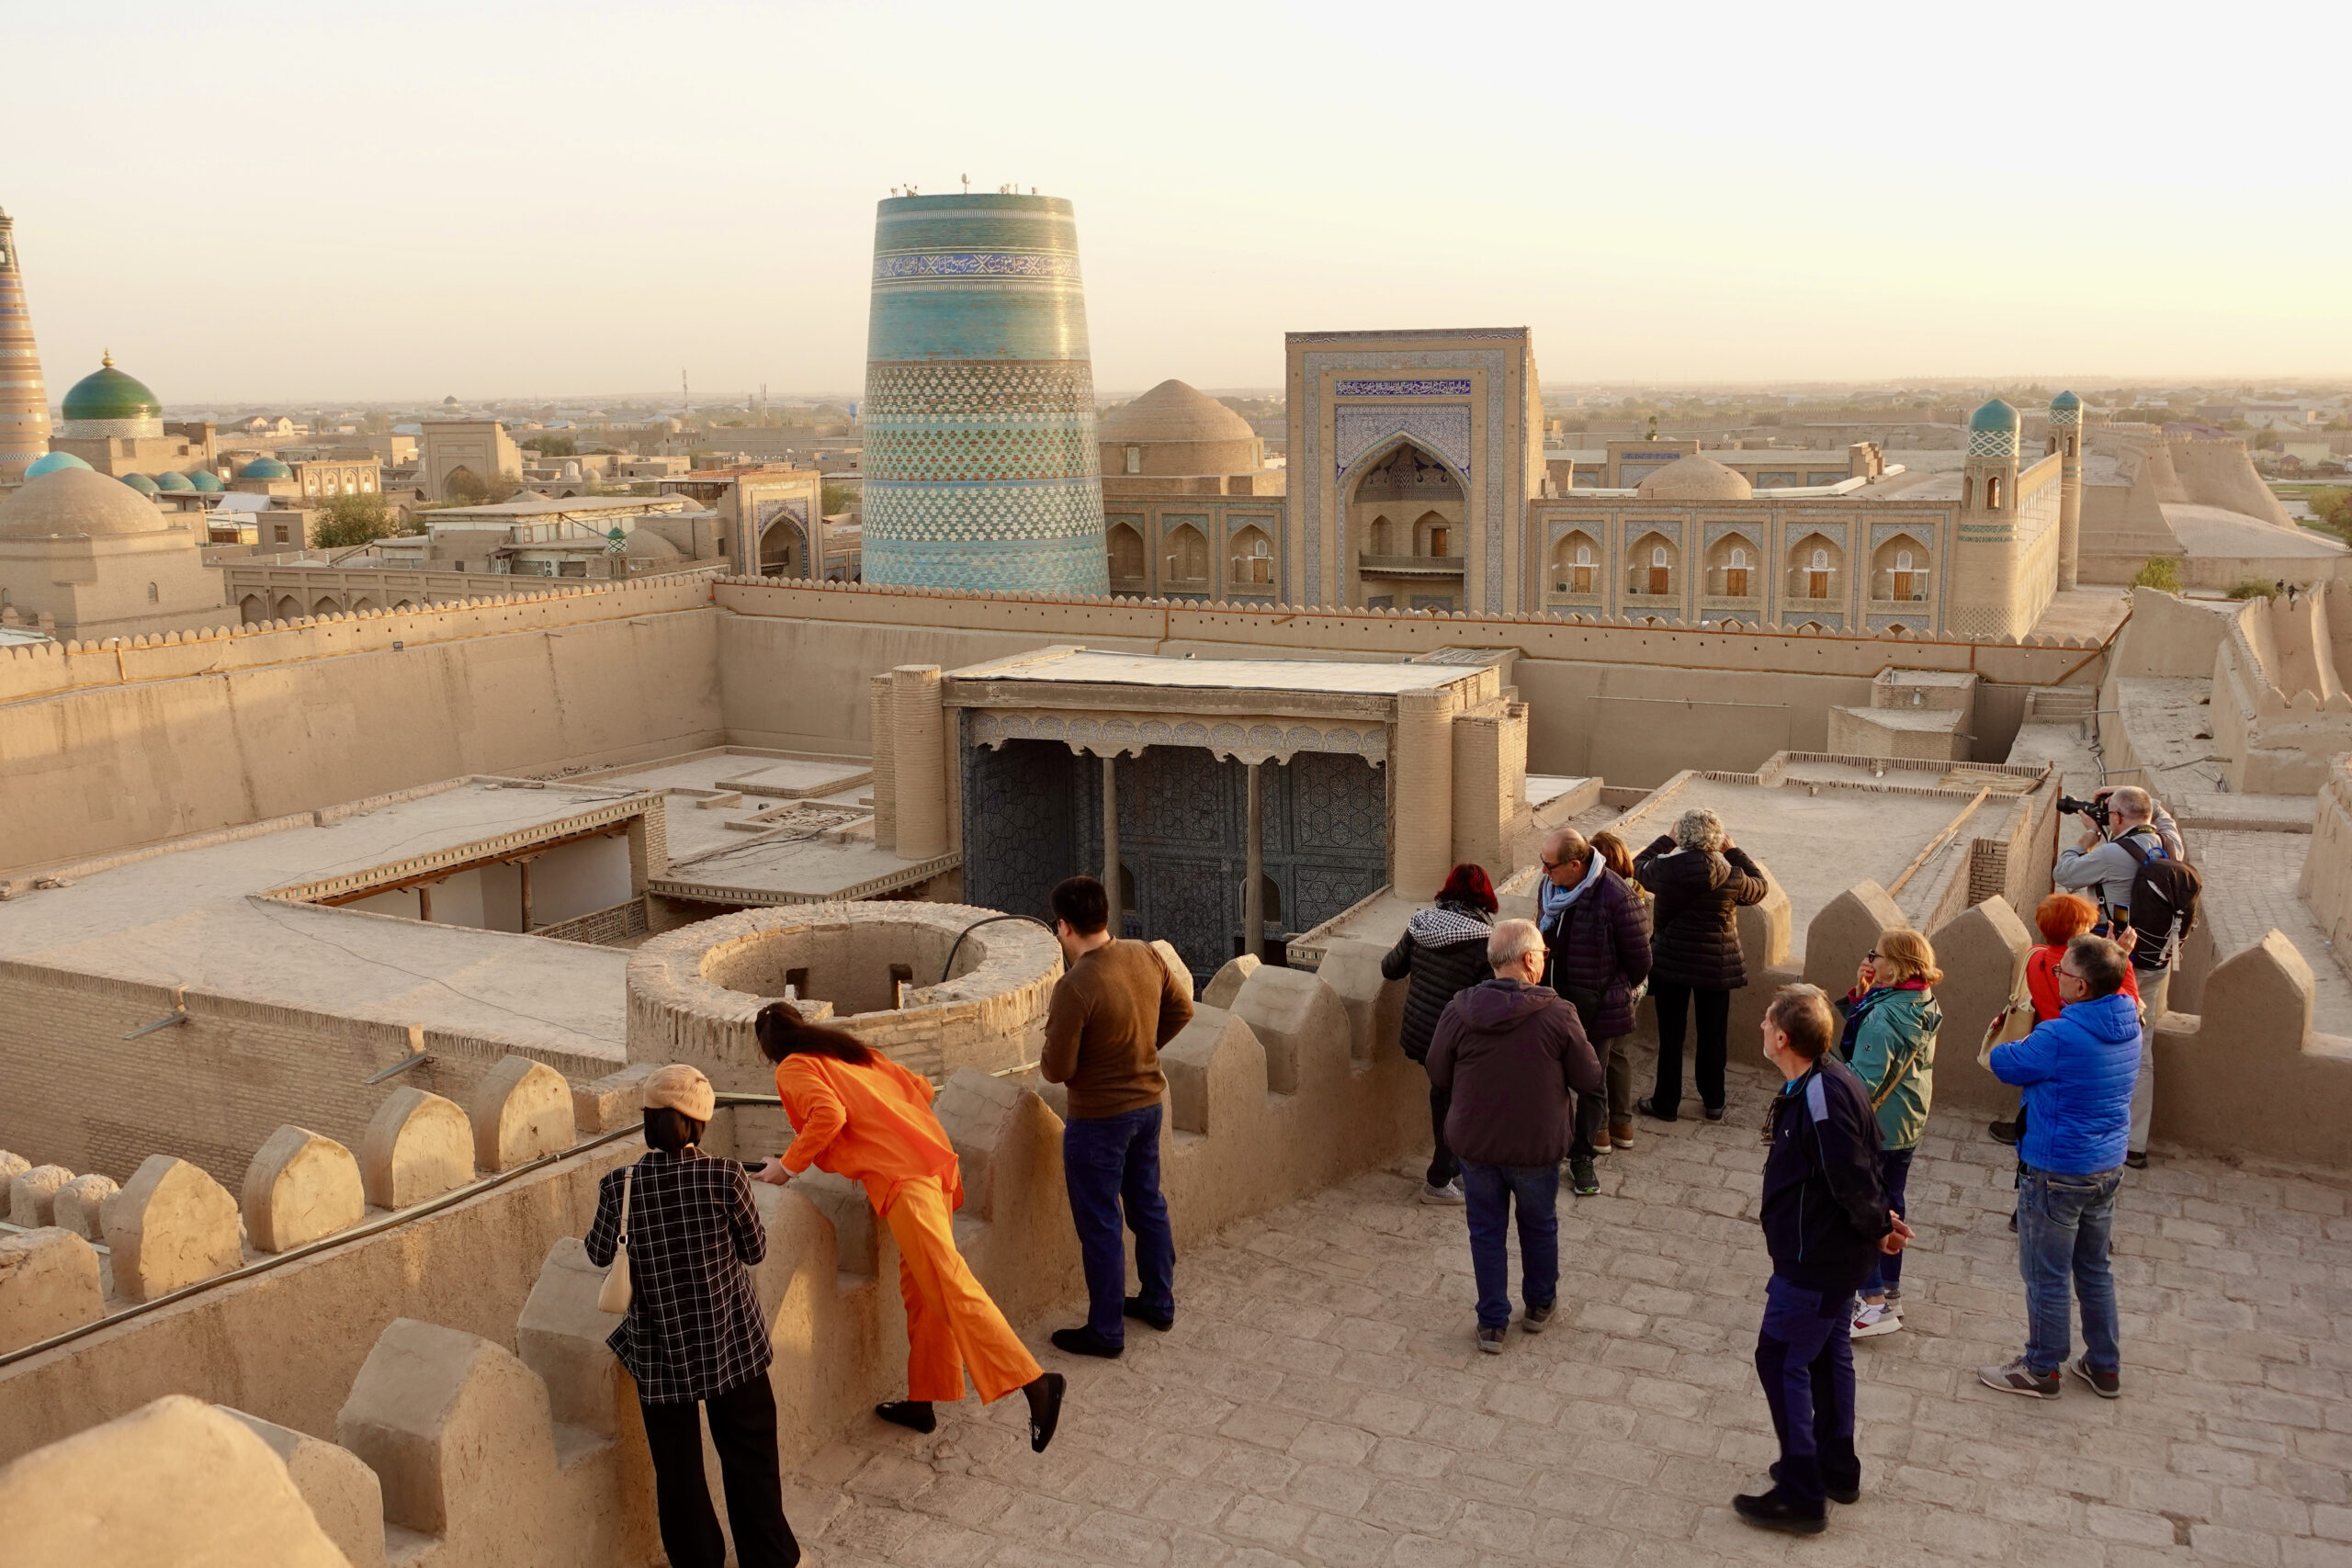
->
xmin=959 ymin=736 xmax=1085 ymax=922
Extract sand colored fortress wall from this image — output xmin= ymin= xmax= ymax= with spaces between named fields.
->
xmin=2170 ymin=432 xmax=2296 ymax=528
xmin=0 ymin=577 xmax=722 ymax=874
xmin=0 ymin=931 xmax=1430 ymax=1566
xmin=0 ymin=1055 xmax=648 ymax=1467
xmin=2194 ymin=582 xmax=2352 ymax=794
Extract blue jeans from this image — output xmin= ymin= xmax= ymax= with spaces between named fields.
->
xmin=2018 ymin=1163 xmax=2123 ymax=1375
xmin=1063 ymin=1104 xmax=1174 ymax=1345
xmin=1458 ymin=1160 xmax=1558 ymax=1329
xmin=1755 ymin=1273 xmax=1860 ymax=1509
xmin=1859 ymin=1148 xmax=1915 ymax=1297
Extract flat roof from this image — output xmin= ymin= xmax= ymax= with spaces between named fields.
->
xmin=0 ymin=780 xmax=651 ymax=1061
xmin=2163 ymin=502 xmax=2347 ymax=559
xmin=952 ymin=649 xmax=1474 ymax=695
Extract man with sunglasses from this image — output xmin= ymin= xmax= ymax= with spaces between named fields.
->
xmin=1978 ymin=933 xmax=2141 ymax=1400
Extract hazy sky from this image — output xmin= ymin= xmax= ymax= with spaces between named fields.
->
xmin=11 ymin=1 xmax=2347 ymax=403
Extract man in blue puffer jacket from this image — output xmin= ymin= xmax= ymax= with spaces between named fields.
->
xmin=1979 ymin=933 xmax=2141 ymax=1401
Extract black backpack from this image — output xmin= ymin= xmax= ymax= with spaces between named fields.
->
xmin=2118 ymin=830 xmax=2200 ymax=969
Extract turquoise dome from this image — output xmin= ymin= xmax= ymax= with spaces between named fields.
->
xmin=1969 ymin=398 xmax=2021 ymax=434
xmin=121 ymin=472 xmax=161 ymax=496
xmin=153 ymin=469 xmax=194 ymax=491
xmin=2051 ymin=390 xmax=2081 ymax=412
xmin=187 ymin=468 xmax=223 ymax=491
xmin=61 ymin=354 xmax=163 ymax=423
xmin=22 ymin=451 xmax=93 ymax=478
xmin=238 ymin=457 xmax=292 ymax=479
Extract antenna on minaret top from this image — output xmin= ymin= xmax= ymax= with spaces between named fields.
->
xmin=682 ymin=368 xmax=690 ymax=417
xmin=961 ymin=173 xmax=970 ymax=194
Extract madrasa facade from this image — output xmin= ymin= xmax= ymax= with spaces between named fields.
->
xmin=852 ymin=192 xmax=2069 ymax=638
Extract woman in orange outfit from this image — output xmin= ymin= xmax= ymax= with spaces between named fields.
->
xmin=750 ymin=1004 xmax=1065 ymax=1451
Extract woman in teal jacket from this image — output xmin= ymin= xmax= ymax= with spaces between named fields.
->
xmin=1837 ymin=928 xmax=1940 ymax=1340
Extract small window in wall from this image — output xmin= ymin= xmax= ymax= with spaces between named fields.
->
xmin=1125 ymin=446 xmax=1142 ymax=475
xmin=146 ymin=581 xmax=159 ymax=603
xmin=1647 ymin=545 xmax=1669 ymax=597
xmin=1894 ymin=549 xmax=1920 ymax=602
xmin=1573 ymin=543 xmax=1595 ymax=594
xmin=1808 ymin=547 xmax=1831 ymax=600
xmin=274 ymin=524 xmax=290 ymax=544
xmin=1985 ymin=475 xmax=2004 ymax=509
xmin=1726 ymin=546 xmax=1750 ymax=598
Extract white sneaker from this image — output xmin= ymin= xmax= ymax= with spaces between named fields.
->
xmin=1419 ymin=1179 xmax=1465 ymax=1206
xmin=1850 ymin=1301 xmax=1901 ymax=1339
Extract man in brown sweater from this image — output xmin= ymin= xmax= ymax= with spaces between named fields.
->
xmin=1041 ymin=874 xmax=1193 ymax=1358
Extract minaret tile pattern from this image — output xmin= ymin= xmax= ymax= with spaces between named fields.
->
xmin=860 ymin=192 xmax=1109 ymax=594
xmin=0 ymin=209 xmax=51 ymax=485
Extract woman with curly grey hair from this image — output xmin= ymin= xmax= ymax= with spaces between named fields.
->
xmin=1634 ymin=807 xmax=1770 ymax=1121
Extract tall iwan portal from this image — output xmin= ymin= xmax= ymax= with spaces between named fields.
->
xmin=860 ymin=193 xmax=1109 ymax=595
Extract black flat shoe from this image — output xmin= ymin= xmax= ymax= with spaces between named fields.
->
xmin=1733 ymin=1490 xmax=1826 ymax=1534
xmin=1123 ymin=1297 xmax=1174 ymax=1332
xmin=1024 ymin=1372 xmax=1067 ymax=1452
xmin=876 ymin=1400 xmax=935 ymax=1434
xmin=1637 ymin=1096 xmax=1677 ymax=1123
xmin=1050 ymin=1325 xmax=1124 ymax=1359
xmin=1703 ymin=1104 xmax=1725 ymax=1122
xmin=1827 ymin=1483 xmax=1860 ymax=1506
xmin=1988 ymin=1120 xmax=2019 ymax=1145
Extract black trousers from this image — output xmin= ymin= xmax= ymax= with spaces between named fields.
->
xmin=1424 ymin=1073 xmax=1458 ymax=1187
xmin=1650 ymin=981 xmax=1731 ymax=1114
xmin=640 ymin=1375 xmax=799 ymax=1568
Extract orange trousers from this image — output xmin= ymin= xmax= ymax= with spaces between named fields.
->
xmin=884 ymin=1176 xmax=1043 ymax=1404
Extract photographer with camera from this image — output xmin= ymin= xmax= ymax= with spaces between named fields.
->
xmin=2050 ymin=785 xmax=2196 ymax=1170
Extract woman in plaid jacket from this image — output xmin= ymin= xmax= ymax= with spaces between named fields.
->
xmin=586 ymin=1063 xmax=799 ymax=1568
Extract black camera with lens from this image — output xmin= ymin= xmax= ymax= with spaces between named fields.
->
xmin=2058 ymin=794 xmax=2110 ymax=829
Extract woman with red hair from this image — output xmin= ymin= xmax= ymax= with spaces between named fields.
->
xmin=1383 ymin=863 xmax=1498 ymax=1204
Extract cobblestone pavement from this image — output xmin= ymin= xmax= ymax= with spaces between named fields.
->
xmin=786 ymin=1060 xmax=2352 ymax=1568
xmin=2191 ymin=829 xmax=2352 ymax=1036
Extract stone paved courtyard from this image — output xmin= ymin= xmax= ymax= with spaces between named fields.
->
xmin=784 ymin=1059 xmax=2352 ymax=1568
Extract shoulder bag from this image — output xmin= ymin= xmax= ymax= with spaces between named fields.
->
xmin=595 ymin=1166 xmax=635 ymax=1314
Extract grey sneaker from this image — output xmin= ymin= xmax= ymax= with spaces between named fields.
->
xmin=1568 ymin=1156 xmax=1600 ymax=1196
xmin=1977 ymin=1358 xmax=2061 ymax=1399
xmin=2067 ymin=1356 xmax=2120 ymax=1399
xmin=1476 ymin=1325 xmax=1506 ymax=1354
xmin=1521 ymin=1303 xmax=1555 ymax=1334
xmin=1419 ymin=1179 xmax=1464 ymax=1206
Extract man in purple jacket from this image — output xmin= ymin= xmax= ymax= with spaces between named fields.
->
xmin=1426 ymin=919 xmax=1604 ymax=1355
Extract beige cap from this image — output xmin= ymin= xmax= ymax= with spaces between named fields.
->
xmin=642 ymin=1063 xmax=715 ymax=1122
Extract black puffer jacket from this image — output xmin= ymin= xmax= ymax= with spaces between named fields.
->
xmin=1634 ymin=835 xmax=1770 ymax=990
xmin=1380 ymin=901 xmax=1494 ymax=1062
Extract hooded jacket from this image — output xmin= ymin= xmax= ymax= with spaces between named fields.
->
xmin=1634 ymin=836 xmax=1770 ymax=990
xmin=1836 ymin=984 xmax=1939 ymax=1152
xmin=1424 ymin=978 xmax=1602 ymax=1167
xmin=1536 ymin=863 xmax=1654 ymax=1040
xmin=1761 ymin=1056 xmax=1893 ymax=1292
xmin=1988 ymin=989 xmax=2142 ymax=1175
xmin=1381 ymin=901 xmax=1495 ymax=1063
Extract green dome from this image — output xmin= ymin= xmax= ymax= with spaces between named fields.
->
xmin=1969 ymin=398 xmax=2021 ymax=434
xmin=153 ymin=469 xmax=194 ymax=491
xmin=238 ymin=457 xmax=292 ymax=479
xmin=2051 ymin=390 xmax=2082 ymax=411
xmin=23 ymin=451 xmax=92 ymax=478
xmin=61 ymin=353 xmax=163 ymax=423
xmin=187 ymin=468 xmax=223 ymax=491
xmin=120 ymin=472 xmax=160 ymax=496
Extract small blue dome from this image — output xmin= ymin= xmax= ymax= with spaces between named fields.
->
xmin=1969 ymin=398 xmax=2021 ymax=434
xmin=121 ymin=472 xmax=161 ymax=495
xmin=153 ymin=469 xmax=194 ymax=491
xmin=187 ymin=469 xmax=224 ymax=491
xmin=238 ymin=457 xmax=292 ymax=479
xmin=23 ymin=450 xmax=93 ymax=478
xmin=2051 ymin=390 xmax=2082 ymax=411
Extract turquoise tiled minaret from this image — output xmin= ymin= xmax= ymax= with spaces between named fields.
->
xmin=860 ymin=193 xmax=1109 ymax=594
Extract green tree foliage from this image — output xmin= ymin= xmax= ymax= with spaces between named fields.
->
xmin=311 ymin=491 xmax=398 ymax=549
xmin=820 ymin=480 xmax=860 ymax=516
xmin=2132 ymin=558 xmax=2184 ymax=592
xmin=521 ymin=434 xmax=576 ymax=456
xmin=2227 ymin=578 xmax=2280 ymax=601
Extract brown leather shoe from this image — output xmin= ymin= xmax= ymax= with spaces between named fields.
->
xmin=1610 ymin=1121 xmax=1634 ymax=1150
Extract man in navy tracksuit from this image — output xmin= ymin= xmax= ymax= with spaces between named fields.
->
xmin=1739 ymin=984 xmax=1913 ymax=1534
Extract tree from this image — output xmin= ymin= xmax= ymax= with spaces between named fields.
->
xmin=521 ymin=434 xmax=576 ymax=457
xmin=2132 ymin=557 xmax=2183 ymax=592
xmin=311 ymin=491 xmax=397 ymax=549
xmin=820 ymin=479 xmax=860 ymax=516
xmin=443 ymin=466 xmax=490 ymax=504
